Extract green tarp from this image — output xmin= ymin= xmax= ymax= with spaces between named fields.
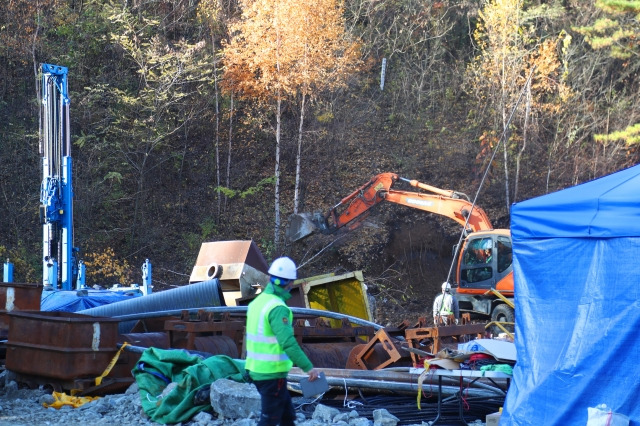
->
xmin=132 ymin=348 xmax=247 ymax=424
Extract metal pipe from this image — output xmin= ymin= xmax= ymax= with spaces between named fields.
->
xmin=3 ymin=260 xmax=13 ymax=283
xmin=118 ymin=342 xmax=212 ymax=358
xmin=120 ymin=342 xmax=502 ymax=398
xmin=289 ymin=367 xmax=507 ymax=395
xmin=287 ymin=373 xmax=502 ymax=398
xmin=110 ymin=305 xmax=383 ymax=331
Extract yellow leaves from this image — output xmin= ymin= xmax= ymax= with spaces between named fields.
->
xmin=470 ymin=0 xmax=525 ymax=87
xmin=476 ymin=0 xmax=523 ymax=44
xmin=595 ymin=123 xmax=640 ymax=146
xmin=197 ymin=0 xmax=223 ymax=27
xmin=83 ymin=247 xmax=133 ymax=285
xmin=593 ymin=17 xmax=618 ymax=33
xmin=469 ymin=0 xmax=572 ymax=109
xmin=574 ymin=3 xmax=640 ymax=59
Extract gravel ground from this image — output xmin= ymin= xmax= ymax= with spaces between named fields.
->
xmin=0 ymin=378 xmax=159 ymax=426
xmin=0 ymin=371 xmax=489 ymax=426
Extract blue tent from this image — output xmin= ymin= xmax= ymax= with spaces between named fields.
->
xmin=502 ymin=164 xmax=640 ymax=425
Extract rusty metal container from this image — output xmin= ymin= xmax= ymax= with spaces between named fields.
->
xmin=0 ymin=283 xmax=42 ymax=339
xmin=5 ymin=311 xmax=119 ymax=380
xmin=189 ymin=240 xmax=270 ymax=303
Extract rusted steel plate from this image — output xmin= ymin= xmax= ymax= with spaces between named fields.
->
xmin=350 ymin=329 xmax=412 ymax=370
xmin=189 ymin=241 xmax=269 ymax=296
xmin=120 ymin=332 xmax=170 ymax=349
xmin=294 ymin=317 xmax=375 ymax=342
xmin=346 ymin=344 xmax=367 ymax=369
xmin=6 ymin=311 xmax=119 ymax=380
xmin=404 ymin=323 xmax=486 ymax=364
xmin=302 ymin=342 xmax=359 ymax=369
xmin=0 ymin=283 xmax=42 ymax=339
xmin=193 ymin=335 xmax=239 ymax=358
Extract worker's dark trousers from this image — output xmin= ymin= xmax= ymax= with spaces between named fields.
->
xmin=254 ymin=378 xmax=296 ymax=426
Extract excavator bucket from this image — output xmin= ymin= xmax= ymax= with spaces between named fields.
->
xmin=286 ymin=213 xmax=324 ymax=242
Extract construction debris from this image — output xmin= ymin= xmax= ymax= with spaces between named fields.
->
xmin=0 ymin=237 xmax=514 ymax=425
xmin=0 ymin=372 xmax=497 ymax=426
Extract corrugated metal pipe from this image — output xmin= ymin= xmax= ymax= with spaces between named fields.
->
xmin=78 ymin=279 xmax=224 ymax=333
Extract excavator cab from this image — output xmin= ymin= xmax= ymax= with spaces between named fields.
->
xmin=458 ymin=232 xmax=512 ymax=293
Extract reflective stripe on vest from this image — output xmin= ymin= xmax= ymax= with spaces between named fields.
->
xmin=439 ymin=294 xmax=453 ymax=315
xmin=245 ymin=292 xmax=293 ymax=373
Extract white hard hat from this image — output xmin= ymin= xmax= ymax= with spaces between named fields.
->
xmin=442 ymin=282 xmax=451 ymax=291
xmin=268 ymin=256 xmax=298 ymax=280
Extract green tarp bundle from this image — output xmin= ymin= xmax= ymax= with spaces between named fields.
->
xmin=132 ymin=347 xmax=247 ymax=424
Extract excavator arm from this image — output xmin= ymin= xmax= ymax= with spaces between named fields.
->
xmin=286 ymin=172 xmax=493 ymax=241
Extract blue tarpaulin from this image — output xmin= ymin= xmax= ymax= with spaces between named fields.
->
xmin=41 ymin=288 xmax=142 ymax=312
xmin=502 ymin=164 xmax=640 ymax=425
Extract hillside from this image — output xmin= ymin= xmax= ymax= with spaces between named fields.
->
xmin=0 ymin=1 xmax=638 ymax=323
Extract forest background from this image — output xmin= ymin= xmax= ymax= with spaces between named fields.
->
xmin=1 ymin=0 xmax=638 ymax=325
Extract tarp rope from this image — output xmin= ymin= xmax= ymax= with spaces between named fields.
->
xmin=95 ymin=341 xmax=130 ymax=386
xmin=416 ymin=361 xmax=431 ymax=410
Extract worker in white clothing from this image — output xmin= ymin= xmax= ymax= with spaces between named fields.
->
xmin=433 ymin=282 xmax=460 ymax=326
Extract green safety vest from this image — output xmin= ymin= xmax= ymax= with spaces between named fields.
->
xmin=245 ymin=292 xmax=293 ymax=374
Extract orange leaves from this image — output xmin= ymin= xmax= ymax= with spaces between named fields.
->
xmin=519 ymin=37 xmax=572 ymax=114
xmin=0 ymin=0 xmax=61 ymax=61
xmin=221 ymin=0 xmax=361 ymax=101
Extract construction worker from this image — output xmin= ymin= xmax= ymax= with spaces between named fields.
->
xmin=245 ymin=256 xmax=319 ymax=426
xmin=432 ymin=281 xmax=460 ymax=325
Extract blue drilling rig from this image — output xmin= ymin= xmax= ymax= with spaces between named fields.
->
xmin=39 ymin=63 xmax=76 ymax=291
xmin=37 ymin=64 xmax=152 ymax=303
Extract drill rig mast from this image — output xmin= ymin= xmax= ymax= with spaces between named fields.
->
xmin=39 ymin=63 xmax=77 ymax=290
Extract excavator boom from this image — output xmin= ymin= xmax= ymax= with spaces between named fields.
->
xmin=286 ymin=173 xmax=492 ymax=242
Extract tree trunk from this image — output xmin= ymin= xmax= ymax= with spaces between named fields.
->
xmin=514 ymin=77 xmax=531 ymax=202
xmin=294 ymin=93 xmax=306 ymax=214
xmin=501 ymin=57 xmax=510 ymax=212
xmin=212 ymin=33 xmax=221 ymax=222
xmin=274 ymin=94 xmax=282 ymax=249
xmin=33 ymin=8 xmax=42 ymax=153
xmin=225 ymin=93 xmax=234 ymax=211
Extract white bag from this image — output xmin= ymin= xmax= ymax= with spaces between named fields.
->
xmin=586 ymin=404 xmax=629 ymax=426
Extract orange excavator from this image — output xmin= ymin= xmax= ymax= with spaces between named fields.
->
xmin=286 ymin=172 xmax=515 ymax=327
